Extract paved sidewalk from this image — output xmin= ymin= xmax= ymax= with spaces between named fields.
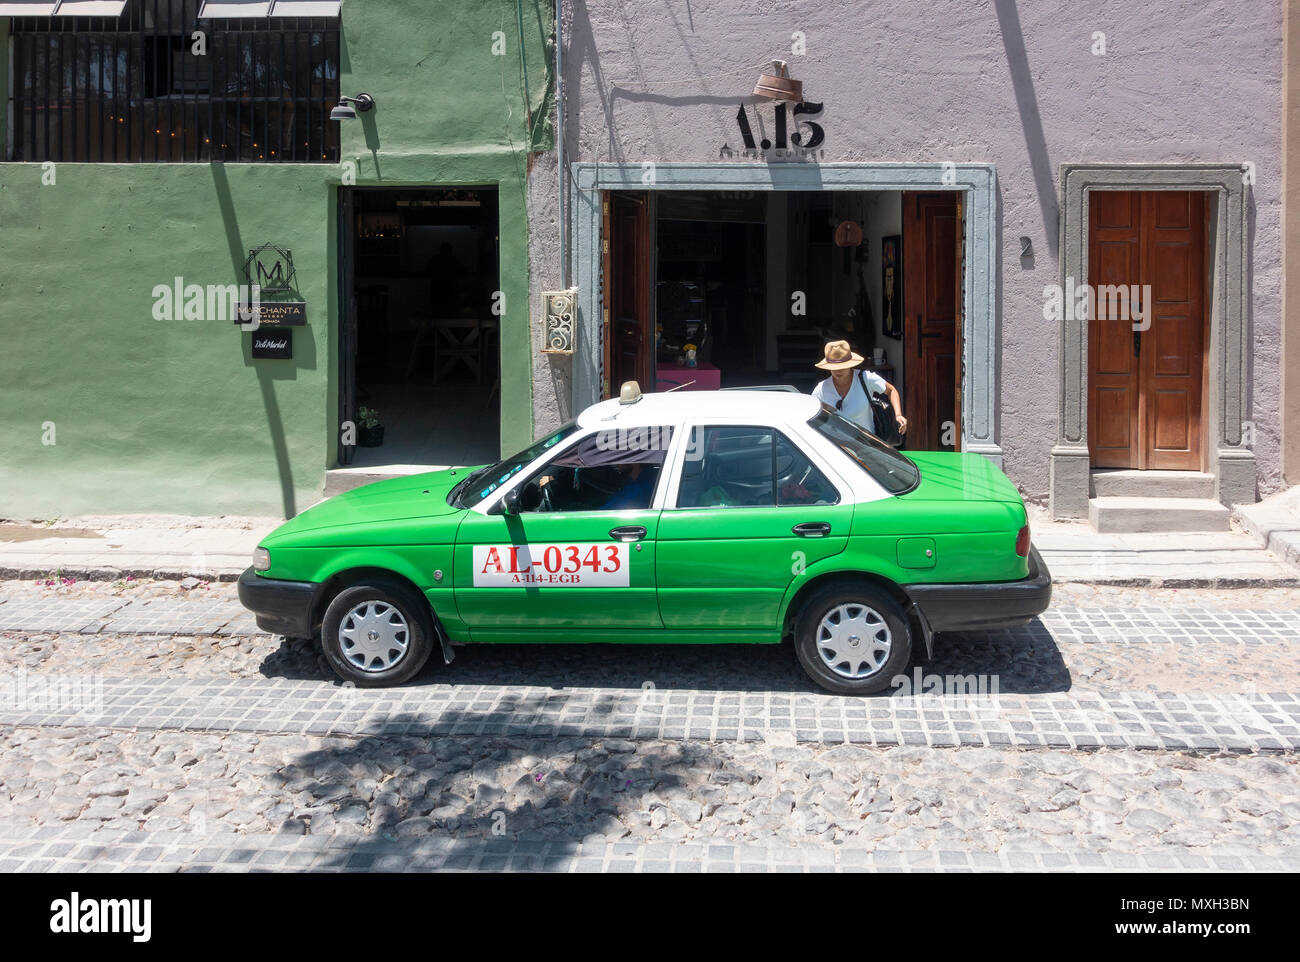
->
xmin=4 ymin=510 xmax=1299 ymax=586
xmin=1031 ymin=528 xmax=1300 ymax=586
xmin=1235 ymin=484 xmax=1300 ymax=569
xmin=0 ymin=517 xmax=273 ymax=582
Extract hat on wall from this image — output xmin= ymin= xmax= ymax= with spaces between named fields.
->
xmin=815 ymin=339 xmax=864 ymax=371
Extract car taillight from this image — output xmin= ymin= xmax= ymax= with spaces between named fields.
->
xmin=1015 ymin=525 xmax=1031 ymax=558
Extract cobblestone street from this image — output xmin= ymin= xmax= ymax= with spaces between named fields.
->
xmin=2 ymin=579 xmax=1299 ymax=872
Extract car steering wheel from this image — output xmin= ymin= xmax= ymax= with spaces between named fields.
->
xmin=539 ymin=479 xmax=558 ymax=513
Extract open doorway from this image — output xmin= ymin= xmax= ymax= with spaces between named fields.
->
xmin=602 ymin=188 xmax=962 ymax=451
xmin=338 ymin=187 xmax=501 ymax=472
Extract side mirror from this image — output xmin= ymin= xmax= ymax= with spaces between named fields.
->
xmin=501 ymin=488 xmax=522 ymax=515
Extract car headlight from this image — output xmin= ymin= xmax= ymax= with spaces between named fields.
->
xmin=253 ymin=546 xmax=271 ymax=571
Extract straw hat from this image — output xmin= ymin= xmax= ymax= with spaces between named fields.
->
xmin=815 ymin=339 xmax=864 ymax=371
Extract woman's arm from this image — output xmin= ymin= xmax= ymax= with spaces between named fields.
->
xmin=884 ymin=380 xmax=908 ymax=432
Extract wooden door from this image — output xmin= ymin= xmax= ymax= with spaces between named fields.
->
xmin=602 ymin=192 xmax=653 ymax=397
xmin=1088 ymin=190 xmax=1206 ymax=469
xmin=903 ymin=192 xmax=961 ymax=450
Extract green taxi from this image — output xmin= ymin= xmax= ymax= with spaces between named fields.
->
xmin=239 ymin=385 xmax=1051 ymax=695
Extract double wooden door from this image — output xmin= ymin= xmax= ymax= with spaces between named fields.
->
xmin=1088 ymin=191 xmax=1207 ymax=470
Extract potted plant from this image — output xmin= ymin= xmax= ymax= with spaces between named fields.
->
xmin=357 ymin=406 xmax=384 ymax=447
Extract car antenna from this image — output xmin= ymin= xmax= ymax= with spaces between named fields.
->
xmin=663 ymin=380 xmax=696 ymax=392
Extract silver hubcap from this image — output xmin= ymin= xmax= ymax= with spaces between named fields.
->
xmin=339 ymin=601 xmax=409 ymax=673
xmin=816 ymin=603 xmax=891 ymax=680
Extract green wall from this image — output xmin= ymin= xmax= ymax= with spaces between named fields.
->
xmin=0 ymin=0 xmax=554 ymax=519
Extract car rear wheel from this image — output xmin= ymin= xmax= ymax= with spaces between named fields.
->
xmin=793 ymin=582 xmax=912 ymax=695
xmin=320 ymin=579 xmax=434 ymax=687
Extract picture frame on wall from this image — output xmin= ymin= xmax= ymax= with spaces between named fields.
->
xmin=881 ymin=234 xmax=902 ymax=338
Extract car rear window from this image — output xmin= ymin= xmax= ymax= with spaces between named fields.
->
xmin=809 ymin=409 xmax=920 ymax=494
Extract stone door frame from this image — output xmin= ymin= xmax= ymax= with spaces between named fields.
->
xmin=1050 ymin=163 xmax=1255 ymax=517
xmin=569 ymin=161 xmax=1004 ymax=465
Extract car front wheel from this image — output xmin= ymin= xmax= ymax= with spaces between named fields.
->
xmin=320 ymin=579 xmax=434 ymax=687
xmin=793 ymin=582 xmax=912 ymax=695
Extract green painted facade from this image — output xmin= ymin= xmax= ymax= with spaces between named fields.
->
xmin=0 ymin=1 xmax=554 ymax=519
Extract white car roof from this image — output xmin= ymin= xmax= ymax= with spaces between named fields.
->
xmin=577 ymin=389 xmax=822 ymax=428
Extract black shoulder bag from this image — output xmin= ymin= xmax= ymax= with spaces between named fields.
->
xmin=858 ymin=370 xmax=904 ymax=447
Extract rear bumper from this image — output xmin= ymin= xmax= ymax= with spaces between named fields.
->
xmin=237 ymin=566 xmax=323 ymax=638
xmin=903 ymin=546 xmax=1052 ymax=633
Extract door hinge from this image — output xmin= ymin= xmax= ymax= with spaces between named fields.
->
xmin=602 ymin=237 xmax=609 ymax=255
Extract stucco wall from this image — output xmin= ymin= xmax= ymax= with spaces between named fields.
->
xmin=531 ymin=0 xmax=1284 ymax=500
xmin=0 ymin=0 xmax=553 ymax=518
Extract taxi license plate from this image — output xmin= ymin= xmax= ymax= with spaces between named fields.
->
xmin=472 ymin=542 xmax=630 ymax=587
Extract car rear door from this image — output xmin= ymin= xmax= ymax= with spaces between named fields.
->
xmin=656 ymin=422 xmax=853 ymax=631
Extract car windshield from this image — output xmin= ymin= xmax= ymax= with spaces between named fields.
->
xmin=809 ymin=409 xmax=920 ymax=494
xmin=450 ymin=422 xmax=580 ymax=509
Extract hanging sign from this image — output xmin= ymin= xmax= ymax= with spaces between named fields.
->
xmin=237 ymin=301 xmax=307 ymax=326
xmin=252 ymin=329 xmax=293 ymax=359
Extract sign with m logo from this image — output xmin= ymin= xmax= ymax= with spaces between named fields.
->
xmin=242 ymin=244 xmax=297 ymax=294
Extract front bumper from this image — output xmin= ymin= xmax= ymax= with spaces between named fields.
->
xmin=237 ymin=566 xmax=324 ymax=638
xmin=903 ymin=546 xmax=1052 ymax=633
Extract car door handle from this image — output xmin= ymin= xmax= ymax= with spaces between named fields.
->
xmin=792 ymin=522 xmax=832 ymax=537
xmin=608 ymin=525 xmax=647 ymax=542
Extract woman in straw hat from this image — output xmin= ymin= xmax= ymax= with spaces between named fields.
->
xmin=810 ymin=340 xmax=907 ymax=441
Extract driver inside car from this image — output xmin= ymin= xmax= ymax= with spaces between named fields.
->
xmin=534 ymin=461 xmax=659 ymax=511
xmin=599 ymin=461 xmax=658 ymax=510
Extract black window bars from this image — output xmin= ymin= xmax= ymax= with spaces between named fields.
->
xmin=8 ymin=0 xmax=340 ymax=162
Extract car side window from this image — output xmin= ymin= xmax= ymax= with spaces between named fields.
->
xmin=677 ymin=425 xmax=839 ymax=508
xmin=513 ymin=426 xmax=675 ymax=513
xmin=776 ymin=433 xmax=839 ymax=506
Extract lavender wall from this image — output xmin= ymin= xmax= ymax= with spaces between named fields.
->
xmin=528 ymin=0 xmax=1283 ymax=501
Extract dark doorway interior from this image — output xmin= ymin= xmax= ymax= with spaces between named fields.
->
xmin=653 ymin=191 xmax=768 ymax=392
xmin=341 ymin=187 xmax=501 ymax=469
xmin=603 ymin=188 xmax=962 ymax=451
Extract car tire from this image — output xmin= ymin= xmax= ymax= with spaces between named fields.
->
xmin=319 ymin=578 xmax=434 ymax=687
xmin=793 ymin=581 xmax=912 ymax=695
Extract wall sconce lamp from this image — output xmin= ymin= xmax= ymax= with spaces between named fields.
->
xmin=753 ymin=61 xmax=803 ymax=101
xmin=1019 ymin=236 xmax=1033 ymax=258
xmin=330 ymin=93 xmax=376 ymax=121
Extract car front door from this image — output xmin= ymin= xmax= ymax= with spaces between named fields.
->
xmin=656 ymin=424 xmax=854 ymax=631
xmin=453 ymin=426 xmax=675 ymax=638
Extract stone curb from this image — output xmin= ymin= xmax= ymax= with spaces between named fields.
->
xmin=0 ymin=565 xmax=245 ymax=583
xmin=0 ymin=826 xmax=1295 ymax=872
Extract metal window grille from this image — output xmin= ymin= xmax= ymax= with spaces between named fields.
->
xmin=8 ymin=0 xmax=340 ymax=162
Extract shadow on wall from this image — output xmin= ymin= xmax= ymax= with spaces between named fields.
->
xmin=210 ymin=162 xmax=298 ymax=519
xmin=993 ymin=0 xmax=1058 ymax=259
xmin=566 ymin=0 xmax=619 ymax=162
